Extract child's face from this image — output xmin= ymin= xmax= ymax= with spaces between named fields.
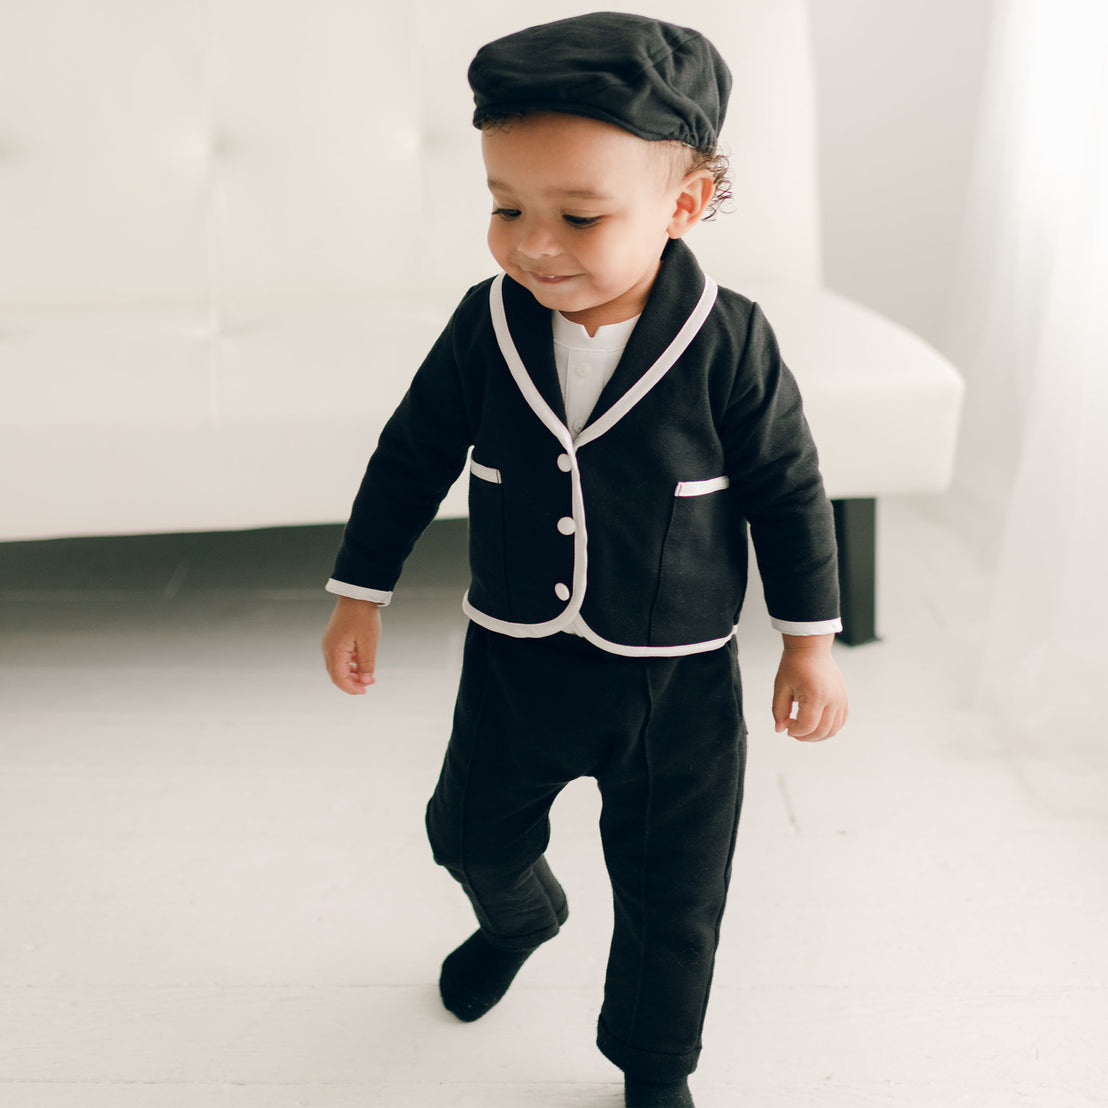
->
xmin=482 ymin=112 xmax=709 ymax=334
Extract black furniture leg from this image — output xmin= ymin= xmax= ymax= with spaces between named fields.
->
xmin=832 ymin=498 xmax=878 ymax=646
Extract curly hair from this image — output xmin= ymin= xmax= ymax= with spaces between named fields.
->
xmin=653 ymin=140 xmax=734 ymax=221
xmin=683 ymin=146 xmax=733 ymax=222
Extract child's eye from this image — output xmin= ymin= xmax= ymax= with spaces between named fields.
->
xmin=563 ymin=215 xmax=600 ymax=228
xmin=492 ymin=208 xmax=521 ymax=221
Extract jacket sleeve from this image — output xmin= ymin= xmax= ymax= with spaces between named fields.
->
xmin=328 ymin=301 xmax=477 ymax=596
xmin=721 ymin=302 xmax=840 ymax=626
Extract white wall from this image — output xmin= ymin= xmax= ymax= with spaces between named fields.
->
xmin=808 ymin=0 xmax=995 ymax=350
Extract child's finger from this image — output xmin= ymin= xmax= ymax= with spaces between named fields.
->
xmin=771 ymin=685 xmax=795 ymax=733
xmin=792 ymin=700 xmax=848 ymax=742
xmin=789 ymin=699 xmax=831 ymax=741
xmin=354 ymin=641 xmax=376 ymax=685
xmin=346 ymin=650 xmax=374 ymax=689
xmin=328 ymin=644 xmax=367 ymax=695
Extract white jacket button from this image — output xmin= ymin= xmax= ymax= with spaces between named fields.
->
xmin=554 ymin=583 xmax=571 ymax=601
xmin=557 ymin=453 xmax=572 ymax=472
xmin=557 ymin=516 xmax=576 ymax=535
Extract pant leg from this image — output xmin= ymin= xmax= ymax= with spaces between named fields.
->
xmin=595 ymin=638 xmax=747 ymax=1082
xmin=425 ymin=623 xmax=572 ymax=952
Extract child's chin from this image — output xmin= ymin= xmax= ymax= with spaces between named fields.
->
xmin=531 ymin=286 xmax=592 ymax=314
xmin=517 ymin=271 xmax=584 ymax=303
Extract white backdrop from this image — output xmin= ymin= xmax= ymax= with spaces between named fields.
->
xmin=812 ymin=0 xmax=1108 ymax=743
xmin=943 ymin=0 xmax=1108 ymax=743
xmin=809 ymin=0 xmax=994 ymax=346
xmin=0 ymin=0 xmax=963 ymax=542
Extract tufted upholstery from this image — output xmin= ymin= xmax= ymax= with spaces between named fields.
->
xmin=0 ymin=0 xmax=962 ymax=543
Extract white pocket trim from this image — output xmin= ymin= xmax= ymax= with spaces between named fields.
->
xmin=470 ymin=459 xmax=502 ymax=485
xmin=675 ymin=476 xmax=730 ymax=497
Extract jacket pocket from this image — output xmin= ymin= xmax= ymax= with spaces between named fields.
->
xmin=651 ymin=478 xmax=739 ymax=643
xmin=469 ymin=458 xmax=502 ymax=484
xmin=675 ymin=475 xmax=730 ymax=498
xmin=467 ymin=457 xmax=510 ymax=617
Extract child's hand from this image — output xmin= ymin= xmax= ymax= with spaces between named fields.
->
xmin=322 ymin=597 xmax=382 ymax=695
xmin=772 ymin=634 xmax=848 ymax=741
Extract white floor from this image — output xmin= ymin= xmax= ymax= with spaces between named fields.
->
xmin=0 ymin=498 xmax=1105 ymax=1108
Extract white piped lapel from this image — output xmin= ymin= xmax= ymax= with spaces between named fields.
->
xmin=489 ymin=273 xmax=719 ymax=449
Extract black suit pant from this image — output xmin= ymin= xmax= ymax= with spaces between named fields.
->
xmin=425 ymin=623 xmax=747 ymax=1082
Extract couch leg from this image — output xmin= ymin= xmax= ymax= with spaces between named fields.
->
xmin=832 ymin=498 xmax=878 ymax=646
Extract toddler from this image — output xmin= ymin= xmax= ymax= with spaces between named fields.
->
xmin=322 ymin=13 xmax=848 ymax=1107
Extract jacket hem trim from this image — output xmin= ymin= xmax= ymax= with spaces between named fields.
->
xmin=463 ymin=594 xmax=735 ymax=657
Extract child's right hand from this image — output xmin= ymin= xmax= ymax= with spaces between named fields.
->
xmin=322 ymin=596 xmax=382 ymax=695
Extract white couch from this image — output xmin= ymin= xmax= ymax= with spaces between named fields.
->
xmin=0 ymin=0 xmax=963 ymax=643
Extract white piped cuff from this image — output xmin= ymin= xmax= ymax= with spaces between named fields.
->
xmin=770 ymin=616 xmax=843 ymax=636
xmin=325 ymin=578 xmax=393 ymax=606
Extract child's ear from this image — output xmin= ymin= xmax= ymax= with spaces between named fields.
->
xmin=667 ymin=169 xmax=715 ymax=238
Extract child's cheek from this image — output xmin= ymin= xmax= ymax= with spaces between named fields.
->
xmin=487 ymin=221 xmax=505 ymax=262
xmin=487 ymin=227 xmax=515 ymax=275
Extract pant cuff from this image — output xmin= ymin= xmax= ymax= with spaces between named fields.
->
xmin=481 ymin=897 xmax=569 ymax=953
xmin=597 ymin=1018 xmax=700 ymax=1082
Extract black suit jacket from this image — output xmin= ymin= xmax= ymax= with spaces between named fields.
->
xmin=331 ymin=238 xmax=839 ymax=656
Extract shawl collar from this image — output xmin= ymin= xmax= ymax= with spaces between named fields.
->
xmin=497 ymin=238 xmax=708 ymax=435
xmin=500 ymin=274 xmax=567 ymax=424
xmin=587 ymin=238 xmax=707 ymax=430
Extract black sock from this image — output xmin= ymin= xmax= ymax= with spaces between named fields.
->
xmin=439 ymin=930 xmax=534 ymax=1022
xmin=624 ymin=1076 xmax=695 ymax=1108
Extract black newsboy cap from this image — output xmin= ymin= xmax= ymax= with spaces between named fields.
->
xmin=468 ymin=11 xmax=731 ymax=149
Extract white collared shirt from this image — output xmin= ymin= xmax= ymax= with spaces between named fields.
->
xmin=551 ymin=310 xmax=640 ymax=439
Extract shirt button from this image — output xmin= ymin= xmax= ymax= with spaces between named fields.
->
xmin=557 ymin=516 xmax=576 ymax=535
xmin=574 ymin=361 xmax=592 ymax=378
xmin=557 ymin=453 xmax=572 ymax=472
xmin=554 ymin=583 xmax=571 ymax=601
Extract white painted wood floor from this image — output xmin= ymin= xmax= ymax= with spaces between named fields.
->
xmin=0 ymin=498 xmax=1105 ymax=1108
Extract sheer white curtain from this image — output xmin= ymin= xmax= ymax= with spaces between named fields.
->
xmin=946 ymin=0 xmax=1108 ymax=743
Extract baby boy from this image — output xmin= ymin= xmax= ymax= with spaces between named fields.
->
xmin=322 ymin=13 xmax=848 ymax=1107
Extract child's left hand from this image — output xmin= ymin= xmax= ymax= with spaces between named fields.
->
xmin=772 ymin=634 xmax=848 ymax=741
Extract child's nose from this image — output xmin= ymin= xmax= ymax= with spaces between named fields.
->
xmin=515 ymin=218 xmax=560 ymax=259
